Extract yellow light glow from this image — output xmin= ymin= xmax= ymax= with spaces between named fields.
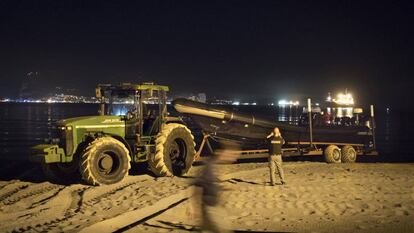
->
xmin=334 ymin=92 xmax=354 ymax=105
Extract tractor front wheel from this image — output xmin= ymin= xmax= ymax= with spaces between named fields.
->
xmin=80 ymin=137 xmax=131 ymax=185
xmin=149 ymin=123 xmax=196 ymax=177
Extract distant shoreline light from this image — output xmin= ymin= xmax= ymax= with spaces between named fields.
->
xmin=278 ymin=100 xmax=300 ymax=106
xmin=0 ymin=98 xmax=174 ymax=104
xmin=0 ymin=98 xmax=99 ymax=104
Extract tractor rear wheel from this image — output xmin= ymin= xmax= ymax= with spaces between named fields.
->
xmin=324 ymin=145 xmax=341 ymax=163
xmin=341 ymin=145 xmax=357 ymax=163
xmin=80 ymin=137 xmax=131 ymax=185
xmin=149 ymin=123 xmax=196 ymax=177
xmin=41 ymin=159 xmax=80 ymax=184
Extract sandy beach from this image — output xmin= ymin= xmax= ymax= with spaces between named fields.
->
xmin=0 ymin=160 xmax=413 ymax=232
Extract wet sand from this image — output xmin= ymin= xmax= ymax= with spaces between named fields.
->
xmin=0 ymin=161 xmax=413 ymax=232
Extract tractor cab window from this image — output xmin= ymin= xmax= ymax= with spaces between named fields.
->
xmin=105 ymin=90 xmax=138 ymax=116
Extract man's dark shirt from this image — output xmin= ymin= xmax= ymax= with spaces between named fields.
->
xmin=269 ymin=135 xmax=284 ymax=155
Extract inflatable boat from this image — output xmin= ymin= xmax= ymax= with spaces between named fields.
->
xmin=172 ymin=98 xmax=375 ymax=150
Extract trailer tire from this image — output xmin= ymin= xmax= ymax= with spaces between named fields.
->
xmin=324 ymin=145 xmax=341 ymax=163
xmin=41 ymin=160 xmax=80 ymax=184
xmin=341 ymin=145 xmax=357 ymax=163
xmin=80 ymin=137 xmax=131 ymax=185
xmin=149 ymin=123 xmax=196 ymax=177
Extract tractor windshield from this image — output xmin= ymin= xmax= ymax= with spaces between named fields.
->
xmin=100 ymin=89 xmax=137 ymax=116
xmin=111 ymin=100 xmax=135 ymax=116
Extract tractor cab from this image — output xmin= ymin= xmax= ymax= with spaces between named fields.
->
xmin=96 ymin=82 xmax=169 ymax=138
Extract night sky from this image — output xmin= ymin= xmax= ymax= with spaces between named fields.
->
xmin=0 ymin=1 xmax=413 ymax=108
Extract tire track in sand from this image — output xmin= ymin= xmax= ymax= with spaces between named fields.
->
xmin=0 ymin=175 xmax=155 ymax=232
xmin=0 ymin=184 xmax=86 ymax=233
xmin=81 ymin=175 xmax=152 ymax=206
xmin=45 ymin=176 xmax=188 ymax=232
xmin=33 ymin=175 xmax=154 ymax=232
xmin=0 ymin=182 xmax=31 ymax=203
xmin=0 ymin=182 xmax=60 ymax=206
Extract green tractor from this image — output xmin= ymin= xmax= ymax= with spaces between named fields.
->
xmin=32 ymin=83 xmax=196 ymax=185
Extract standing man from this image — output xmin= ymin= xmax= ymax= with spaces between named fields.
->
xmin=267 ymin=127 xmax=286 ymax=185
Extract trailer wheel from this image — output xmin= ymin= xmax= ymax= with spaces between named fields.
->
xmin=149 ymin=123 xmax=196 ymax=177
xmin=41 ymin=159 xmax=80 ymax=184
xmin=341 ymin=145 xmax=357 ymax=163
xmin=80 ymin=137 xmax=131 ymax=185
xmin=324 ymin=145 xmax=341 ymax=163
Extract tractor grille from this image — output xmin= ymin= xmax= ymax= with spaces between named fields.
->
xmin=55 ymin=126 xmax=73 ymax=155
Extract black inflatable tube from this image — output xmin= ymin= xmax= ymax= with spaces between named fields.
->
xmin=173 ymin=98 xmax=301 ymax=130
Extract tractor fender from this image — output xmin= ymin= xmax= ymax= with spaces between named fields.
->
xmin=102 ymin=134 xmax=133 ymax=156
xmin=165 ymin=116 xmax=185 ymax=125
xmin=81 ymin=133 xmax=133 ymax=157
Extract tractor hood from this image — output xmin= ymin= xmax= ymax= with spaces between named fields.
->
xmin=32 ymin=115 xmax=127 ymax=164
xmin=57 ymin=115 xmax=125 ymax=128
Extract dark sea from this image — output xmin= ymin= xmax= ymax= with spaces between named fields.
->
xmin=0 ymin=102 xmax=413 ymax=162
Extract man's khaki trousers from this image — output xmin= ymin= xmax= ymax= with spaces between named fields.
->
xmin=268 ymin=154 xmax=285 ymax=185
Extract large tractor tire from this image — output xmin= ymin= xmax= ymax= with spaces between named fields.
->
xmin=324 ymin=145 xmax=341 ymax=163
xmin=341 ymin=145 xmax=357 ymax=163
xmin=80 ymin=137 xmax=131 ymax=185
xmin=41 ymin=159 xmax=80 ymax=184
xmin=149 ymin=123 xmax=196 ymax=177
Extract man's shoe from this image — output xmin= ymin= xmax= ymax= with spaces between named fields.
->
xmin=281 ymin=181 xmax=287 ymax=185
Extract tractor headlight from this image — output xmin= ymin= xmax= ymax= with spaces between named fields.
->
xmin=60 ymin=126 xmax=73 ymax=131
